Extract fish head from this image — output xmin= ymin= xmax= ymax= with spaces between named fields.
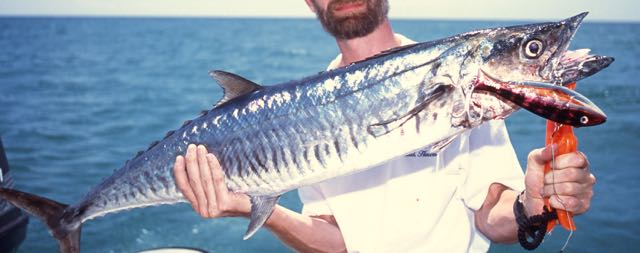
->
xmin=480 ymin=12 xmax=612 ymax=84
xmin=467 ymin=12 xmax=613 ymax=123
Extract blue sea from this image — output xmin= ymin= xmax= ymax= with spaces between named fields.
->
xmin=0 ymin=17 xmax=638 ymax=253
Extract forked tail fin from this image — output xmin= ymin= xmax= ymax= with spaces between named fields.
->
xmin=0 ymin=188 xmax=82 ymax=253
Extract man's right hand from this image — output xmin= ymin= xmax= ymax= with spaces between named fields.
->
xmin=174 ymin=145 xmax=347 ymax=251
xmin=173 ymin=144 xmax=251 ymax=218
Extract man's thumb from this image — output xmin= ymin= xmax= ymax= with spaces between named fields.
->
xmin=528 ymin=144 xmax=556 ymax=168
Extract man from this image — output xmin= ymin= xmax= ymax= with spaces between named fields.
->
xmin=173 ymin=0 xmax=596 ymax=252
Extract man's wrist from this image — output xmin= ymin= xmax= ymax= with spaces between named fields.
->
xmin=514 ymin=191 xmax=544 ymax=250
xmin=522 ymin=190 xmax=544 ymax=216
xmin=513 ymin=190 xmax=557 ymax=250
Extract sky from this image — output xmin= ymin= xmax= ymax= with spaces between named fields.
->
xmin=0 ymin=0 xmax=638 ymax=22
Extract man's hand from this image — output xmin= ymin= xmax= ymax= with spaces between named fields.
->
xmin=173 ymin=144 xmax=251 ymax=218
xmin=173 ymin=145 xmax=347 ymax=252
xmin=523 ymin=145 xmax=596 ymax=216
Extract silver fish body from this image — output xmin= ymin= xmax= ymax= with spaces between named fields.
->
xmin=79 ymin=37 xmax=477 ymax=229
xmin=0 ymin=12 xmax=613 ymax=252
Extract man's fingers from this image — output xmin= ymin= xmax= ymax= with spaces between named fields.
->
xmin=542 ymin=182 xmax=588 ymax=196
xmin=544 ymin=168 xmax=594 ymax=184
xmin=208 ymin=154 xmax=230 ymax=207
xmin=186 ymin=144 xmax=208 ymax=216
xmin=173 ymin=155 xmax=198 ymax=212
xmin=197 ymin=145 xmax=217 ymax=217
xmin=548 ymin=195 xmax=586 ymax=213
xmin=547 ymin=152 xmax=589 ymax=171
xmin=525 ymin=147 xmax=595 ymax=216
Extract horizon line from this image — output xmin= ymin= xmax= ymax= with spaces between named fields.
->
xmin=0 ymin=13 xmax=637 ymax=24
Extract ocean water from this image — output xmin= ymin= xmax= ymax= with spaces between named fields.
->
xmin=0 ymin=17 xmax=638 ymax=253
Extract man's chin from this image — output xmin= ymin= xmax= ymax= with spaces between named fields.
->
xmin=330 ymin=21 xmax=375 ymax=39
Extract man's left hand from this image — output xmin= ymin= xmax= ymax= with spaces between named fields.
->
xmin=523 ymin=145 xmax=596 ymax=216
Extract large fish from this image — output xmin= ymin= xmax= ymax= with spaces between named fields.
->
xmin=0 ymin=13 xmax=612 ymax=252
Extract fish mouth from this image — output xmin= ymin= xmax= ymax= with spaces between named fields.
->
xmin=543 ymin=12 xmax=615 ymax=84
xmin=554 ymin=49 xmax=615 ymax=84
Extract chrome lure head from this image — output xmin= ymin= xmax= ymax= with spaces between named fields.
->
xmin=469 ymin=12 xmax=613 ymax=124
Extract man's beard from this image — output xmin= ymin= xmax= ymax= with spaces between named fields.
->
xmin=313 ymin=0 xmax=389 ymax=40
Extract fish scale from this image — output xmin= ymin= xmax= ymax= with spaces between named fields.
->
xmin=0 ymin=13 xmax=613 ymax=252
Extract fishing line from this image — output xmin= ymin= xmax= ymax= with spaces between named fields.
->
xmin=464 ymin=83 xmax=483 ymax=125
xmin=550 ymin=124 xmax=574 ymax=253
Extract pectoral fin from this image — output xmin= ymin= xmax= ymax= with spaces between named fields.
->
xmin=243 ymin=195 xmax=281 ymax=240
xmin=368 ymin=85 xmax=449 ymax=137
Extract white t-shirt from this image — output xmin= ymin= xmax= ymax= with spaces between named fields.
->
xmin=297 ymin=34 xmax=525 ymax=253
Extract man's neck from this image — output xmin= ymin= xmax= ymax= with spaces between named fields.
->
xmin=334 ymin=20 xmax=400 ymax=67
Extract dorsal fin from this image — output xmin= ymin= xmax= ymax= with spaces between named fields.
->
xmin=209 ymin=70 xmax=263 ymax=108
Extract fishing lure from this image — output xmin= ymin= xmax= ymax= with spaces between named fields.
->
xmin=545 ymin=82 xmax=579 ymax=252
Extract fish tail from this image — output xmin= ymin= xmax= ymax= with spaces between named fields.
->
xmin=0 ymin=188 xmax=83 ymax=253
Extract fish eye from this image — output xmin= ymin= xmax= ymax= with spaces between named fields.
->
xmin=523 ymin=39 xmax=545 ymax=59
xmin=580 ymin=115 xmax=589 ymax=125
